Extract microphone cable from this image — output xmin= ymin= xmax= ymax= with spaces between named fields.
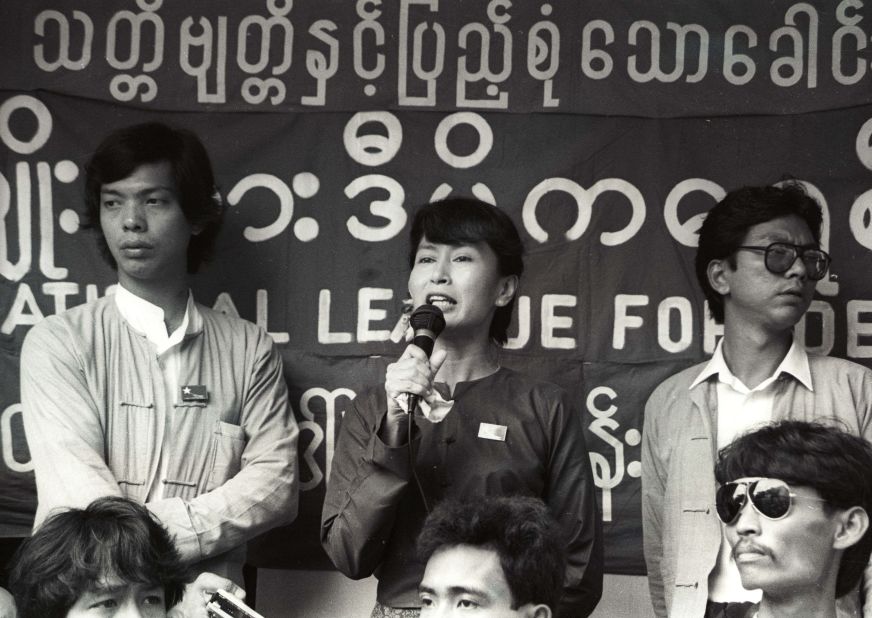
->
xmin=408 ymin=408 xmax=430 ymax=514
xmin=402 ymin=304 xmax=445 ymax=516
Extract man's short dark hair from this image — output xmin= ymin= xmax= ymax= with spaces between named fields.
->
xmin=715 ymin=420 xmax=872 ymax=598
xmin=695 ymin=183 xmax=823 ymax=323
xmin=409 ymin=197 xmax=524 ymax=345
xmin=8 ymin=496 xmax=189 ymax=618
xmin=84 ymin=121 xmax=223 ymax=273
xmin=417 ymin=496 xmax=565 ymax=610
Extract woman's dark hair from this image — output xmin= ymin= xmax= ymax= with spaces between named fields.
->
xmin=8 ymin=497 xmax=190 ymax=618
xmin=695 ymin=183 xmax=822 ymax=323
xmin=715 ymin=420 xmax=872 ymax=598
xmin=84 ymin=121 xmax=223 ymax=273
xmin=417 ymin=496 xmax=565 ymax=610
xmin=409 ymin=197 xmax=524 ymax=345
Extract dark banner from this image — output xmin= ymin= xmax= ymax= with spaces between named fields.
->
xmin=2 ymin=1 xmax=872 ymax=115
xmin=2 ymin=2 xmax=872 ymax=576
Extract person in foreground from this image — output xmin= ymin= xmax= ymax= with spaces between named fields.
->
xmin=8 ymin=496 xmax=244 ymax=618
xmin=416 ymin=496 xmax=565 ymax=618
xmin=714 ymin=421 xmax=872 ymax=618
xmin=321 ymin=197 xmax=603 ymax=617
xmin=20 ymin=122 xmax=299 ymax=585
xmin=642 ymin=183 xmax=872 ymax=616
xmin=0 ymin=587 xmax=13 ymax=618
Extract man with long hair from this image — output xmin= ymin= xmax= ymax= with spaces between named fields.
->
xmin=8 ymin=496 xmax=244 ymax=618
xmin=714 ymin=421 xmax=872 ymax=618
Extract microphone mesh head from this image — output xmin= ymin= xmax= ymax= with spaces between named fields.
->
xmin=409 ymin=304 xmax=446 ymax=336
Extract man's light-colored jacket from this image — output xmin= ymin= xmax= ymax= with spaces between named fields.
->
xmin=642 ymin=352 xmax=872 ymax=617
xmin=21 ymin=295 xmax=299 ymax=583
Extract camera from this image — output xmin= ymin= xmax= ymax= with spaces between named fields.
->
xmin=206 ymin=588 xmax=265 ymax=618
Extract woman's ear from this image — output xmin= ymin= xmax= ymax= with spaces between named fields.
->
xmin=495 ymin=274 xmax=519 ymax=307
xmin=833 ymin=506 xmax=869 ymax=551
xmin=190 ymin=216 xmax=205 ymax=236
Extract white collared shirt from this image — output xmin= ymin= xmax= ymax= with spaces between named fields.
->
xmin=697 ymin=337 xmax=812 ymax=603
xmin=114 ymin=284 xmax=201 ymax=500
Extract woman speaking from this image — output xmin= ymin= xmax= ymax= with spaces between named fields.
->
xmin=321 ymin=197 xmax=603 ymax=617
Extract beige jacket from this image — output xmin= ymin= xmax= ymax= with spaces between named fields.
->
xmin=21 ymin=295 xmax=299 ymax=584
xmin=642 ymin=351 xmax=872 ymax=617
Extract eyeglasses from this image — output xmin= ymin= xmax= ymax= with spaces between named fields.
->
xmin=715 ymin=477 xmax=828 ymax=524
xmin=717 ymin=478 xmax=792 ymax=523
xmin=735 ymin=242 xmax=831 ymax=280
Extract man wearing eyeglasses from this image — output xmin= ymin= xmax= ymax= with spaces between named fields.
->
xmin=641 ymin=183 xmax=872 ymax=617
xmin=714 ymin=421 xmax=872 ymax=618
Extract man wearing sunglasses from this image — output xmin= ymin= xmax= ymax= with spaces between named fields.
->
xmin=642 ymin=184 xmax=872 ymax=617
xmin=714 ymin=421 xmax=872 ymax=618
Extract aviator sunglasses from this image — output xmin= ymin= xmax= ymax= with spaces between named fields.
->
xmin=715 ymin=477 xmax=827 ymax=524
xmin=735 ymin=242 xmax=831 ymax=281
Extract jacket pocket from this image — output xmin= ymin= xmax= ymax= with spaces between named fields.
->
xmin=206 ymin=421 xmax=247 ymax=491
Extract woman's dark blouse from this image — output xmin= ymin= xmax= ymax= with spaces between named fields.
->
xmin=320 ymin=367 xmax=603 ymax=616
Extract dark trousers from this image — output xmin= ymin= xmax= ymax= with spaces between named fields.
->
xmin=0 ymin=537 xmax=24 ymax=588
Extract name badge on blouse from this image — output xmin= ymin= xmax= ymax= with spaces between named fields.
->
xmin=478 ymin=422 xmax=507 ymax=441
xmin=181 ymin=385 xmax=209 ymax=403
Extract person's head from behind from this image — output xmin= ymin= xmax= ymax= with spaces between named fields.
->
xmin=9 ymin=496 xmax=188 ymax=618
xmin=417 ymin=496 xmax=564 ymax=617
xmin=695 ymin=183 xmax=828 ymax=327
xmin=84 ymin=122 xmax=223 ymax=277
xmin=408 ymin=197 xmax=524 ymax=346
xmin=715 ymin=421 xmax=872 ymax=603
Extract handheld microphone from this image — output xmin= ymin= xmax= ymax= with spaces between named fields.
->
xmin=406 ymin=304 xmax=446 ymax=413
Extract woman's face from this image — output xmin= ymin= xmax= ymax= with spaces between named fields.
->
xmin=409 ymin=237 xmax=515 ymax=340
